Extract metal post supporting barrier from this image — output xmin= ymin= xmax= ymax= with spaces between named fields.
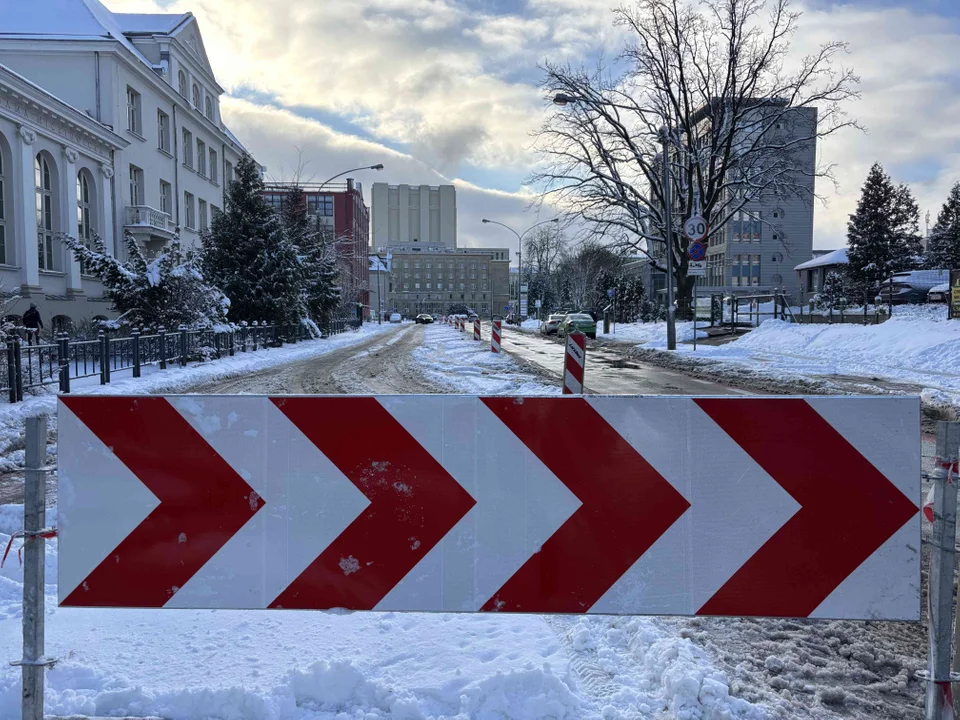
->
xmin=14 ymin=339 xmax=23 ymax=402
xmin=102 ymin=332 xmax=111 ymax=384
xmin=214 ymin=331 xmax=221 ymax=358
xmin=924 ymin=420 xmax=960 ymax=719
xmin=158 ymin=326 xmax=167 ymax=370
xmin=252 ymin=323 xmax=259 ymax=351
xmin=229 ymin=329 xmax=235 ymax=357
xmin=132 ymin=328 xmax=141 ymax=378
xmin=17 ymin=416 xmax=55 ymax=720
xmin=58 ymin=333 xmax=70 ymax=393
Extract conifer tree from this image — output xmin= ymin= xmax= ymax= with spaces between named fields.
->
xmin=846 ymin=163 xmax=922 ymax=302
xmin=202 ymin=155 xmax=305 ymax=326
xmin=925 ymin=183 xmax=960 ymax=270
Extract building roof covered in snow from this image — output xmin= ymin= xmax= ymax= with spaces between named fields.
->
xmin=794 ymin=247 xmax=848 ymax=271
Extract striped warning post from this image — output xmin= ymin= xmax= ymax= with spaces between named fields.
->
xmin=491 ymin=320 xmax=502 ymax=353
xmin=473 ymin=319 xmax=481 ymax=341
xmin=563 ymin=331 xmax=586 ymax=394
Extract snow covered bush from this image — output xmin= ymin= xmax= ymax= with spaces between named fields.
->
xmin=61 ymin=229 xmax=229 ymax=330
xmin=813 ymin=271 xmax=846 ymax=312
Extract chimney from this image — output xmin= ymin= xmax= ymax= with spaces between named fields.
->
xmin=347 ymin=178 xmax=355 ymax=192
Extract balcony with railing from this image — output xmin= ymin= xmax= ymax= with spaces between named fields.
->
xmin=124 ymin=206 xmax=176 ymax=239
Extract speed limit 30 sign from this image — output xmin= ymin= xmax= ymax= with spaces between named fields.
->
xmin=684 ymin=216 xmax=708 ymax=242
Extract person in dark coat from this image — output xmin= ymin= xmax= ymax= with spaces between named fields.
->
xmin=22 ymin=303 xmax=43 ymax=345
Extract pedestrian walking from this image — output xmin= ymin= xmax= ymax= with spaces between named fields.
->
xmin=23 ymin=303 xmax=43 ymax=345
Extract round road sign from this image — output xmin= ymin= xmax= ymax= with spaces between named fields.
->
xmin=684 ymin=216 xmax=708 ymax=242
xmin=688 ymin=242 xmax=706 ymax=261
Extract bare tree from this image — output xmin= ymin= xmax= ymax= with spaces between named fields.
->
xmin=523 ymin=225 xmax=567 ymax=277
xmin=534 ymin=0 xmax=860 ymax=308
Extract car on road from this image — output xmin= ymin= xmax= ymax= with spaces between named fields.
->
xmin=415 ymin=313 xmax=434 ymax=324
xmin=878 ymin=269 xmax=949 ymax=305
xmin=557 ymin=313 xmax=597 ymax=340
xmin=389 ymin=313 xmax=402 ymax=323
xmin=539 ymin=314 xmax=566 ymax=335
xmin=928 ymin=282 xmax=950 ymax=303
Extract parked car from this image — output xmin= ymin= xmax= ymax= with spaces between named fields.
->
xmin=928 ymin=282 xmax=950 ymax=303
xmin=558 ymin=313 xmax=597 ymax=340
xmin=415 ymin=313 xmax=434 ymax=324
xmin=878 ymin=269 xmax=949 ymax=305
xmin=539 ymin=314 xmax=566 ymax=336
xmin=389 ymin=313 xmax=402 ymax=323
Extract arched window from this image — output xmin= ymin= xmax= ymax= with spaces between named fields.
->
xmin=178 ymin=70 xmax=187 ymax=97
xmin=192 ymin=83 xmax=201 ymax=109
xmin=77 ymin=171 xmax=93 ymax=274
xmin=204 ymin=95 xmax=214 ymax=120
xmin=35 ymin=154 xmax=55 ymax=271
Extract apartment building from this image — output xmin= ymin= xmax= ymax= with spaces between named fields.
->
xmin=0 ymin=0 xmax=249 ymax=326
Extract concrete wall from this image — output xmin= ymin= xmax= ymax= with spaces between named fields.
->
xmin=372 ymin=182 xmax=458 ymax=249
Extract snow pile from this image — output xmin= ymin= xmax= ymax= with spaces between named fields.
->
xmin=692 ymin=304 xmax=960 ymax=401
xmin=413 ymin=324 xmax=559 ymax=395
xmin=519 ymin=318 xmax=541 ymax=333
xmin=598 ymin=321 xmax=708 ymax=347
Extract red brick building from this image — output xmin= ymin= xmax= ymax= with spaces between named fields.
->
xmin=263 ymin=179 xmax=370 ymax=319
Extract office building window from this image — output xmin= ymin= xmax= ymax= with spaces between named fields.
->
xmin=224 ymin=161 xmax=233 ymax=185
xmin=178 ymin=70 xmax=187 ymax=97
xmin=35 ymin=154 xmax=54 ymax=271
xmin=205 ymin=96 xmax=214 ymax=120
xmin=209 ymin=149 xmax=218 ymax=183
xmin=157 ymin=110 xmax=170 ymax=153
xmin=76 ymin=172 xmax=92 ymax=270
xmin=192 ymin=83 xmax=201 ymax=110
xmin=197 ymin=139 xmax=207 ymax=177
xmin=198 ymin=199 xmax=208 ymax=232
xmin=126 ymin=87 xmax=142 ymax=135
xmin=184 ymin=192 xmax=195 ymax=229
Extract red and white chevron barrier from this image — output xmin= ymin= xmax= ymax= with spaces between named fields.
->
xmin=563 ymin=331 xmax=586 ymax=394
xmin=58 ymin=395 xmax=920 ymax=618
xmin=474 ymin=319 xmax=481 ymax=341
xmin=491 ymin=320 xmax=502 ymax=353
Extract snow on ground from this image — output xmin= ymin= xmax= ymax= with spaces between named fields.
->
xmin=598 ymin=321 xmax=708 ymax=348
xmin=413 ymin=323 xmax=560 ymax=395
xmin=0 ymin=322 xmax=399 ymax=474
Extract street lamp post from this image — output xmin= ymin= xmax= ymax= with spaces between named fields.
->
xmin=481 ymin=218 xmax=559 ymax=322
xmin=318 ymin=164 xmax=384 ymax=190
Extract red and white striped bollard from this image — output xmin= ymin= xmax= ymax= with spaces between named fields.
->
xmin=491 ymin=320 xmax=501 ymax=353
xmin=473 ymin=319 xmax=481 ymax=341
xmin=563 ymin=331 xmax=586 ymax=394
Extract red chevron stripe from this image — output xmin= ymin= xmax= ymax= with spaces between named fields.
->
xmin=269 ymin=397 xmax=476 ymax=609
xmin=60 ymin=396 xmax=262 ymax=607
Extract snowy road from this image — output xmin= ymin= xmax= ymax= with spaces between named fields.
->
xmin=0 ymin=321 xmax=931 ymax=719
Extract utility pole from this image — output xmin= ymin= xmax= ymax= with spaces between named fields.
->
xmin=660 ymin=126 xmax=677 ymax=351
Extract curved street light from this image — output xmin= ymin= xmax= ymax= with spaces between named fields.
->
xmin=481 ymin=217 xmax=559 ymax=319
xmin=318 ymin=164 xmax=384 ymax=189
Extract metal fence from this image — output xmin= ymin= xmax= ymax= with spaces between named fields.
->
xmin=0 ymin=316 xmax=360 ymax=403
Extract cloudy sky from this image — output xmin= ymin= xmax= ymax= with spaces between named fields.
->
xmin=111 ymin=0 xmax=960 ymax=258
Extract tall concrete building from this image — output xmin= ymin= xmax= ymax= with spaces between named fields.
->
xmin=371 ymin=183 xmax=457 ymax=249
xmin=697 ymin=102 xmax=816 ymax=302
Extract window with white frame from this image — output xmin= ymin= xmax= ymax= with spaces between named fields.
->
xmin=157 ymin=110 xmax=170 ymax=153
xmin=126 ymin=86 xmax=142 ymax=135
xmin=184 ymin=192 xmax=195 ymax=229
xmin=197 ymin=139 xmax=207 ymax=176
xmin=198 ymin=198 xmax=208 ymax=232
xmin=178 ymin=70 xmax=187 ymax=97
xmin=159 ymin=180 xmax=172 ymax=215
xmin=77 ymin=172 xmax=92 ymax=272
xmin=182 ymin=128 xmax=193 ymax=168
xmin=0 ymin=150 xmax=6 ymax=264
xmin=35 ymin=154 xmax=54 ymax=271
xmin=209 ymin=149 xmax=218 ymax=183
xmin=129 ymin=165 xmax=144 ymax=206
xmin=192 ymin=83 xmax=201 ymax=110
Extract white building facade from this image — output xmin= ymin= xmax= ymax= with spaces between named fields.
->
xmin=0 ymin=0 xmax=249 ymax=327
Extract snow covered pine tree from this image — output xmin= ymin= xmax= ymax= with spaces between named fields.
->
xmin=202 ymin=154 xmax=306 ymax=328
xmin=925 ymin=182 xmax=960 ymax=271
xmin=814 ymin=271 xmax=846 ymax=312
xmin=846 ymin=162 xmax=922 ymax=304
xmin=62 ymin=229 xmax=229 ymax=329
